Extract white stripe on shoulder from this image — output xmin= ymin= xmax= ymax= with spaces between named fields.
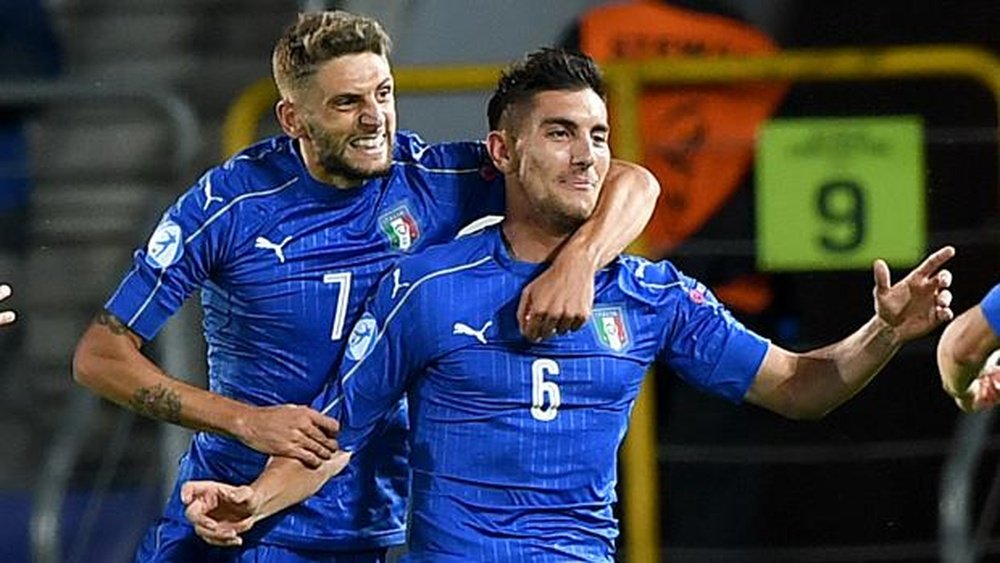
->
xmin=225 ymin=139 xmax=289 ymax=168
xmin=392 ymin=159 xmax=481 ymax=174
xmin=637 ymin=280 xmax=685 ymax=291
xmin=230 ymin=151 xmax=271 ymax=163
xmin=456 ymin=215 xmax=504 ymax=239
xmin=184 ymin=177 xmax=298 ymax=244
xmin=318 ymin=254 xmax=493 ymax=415
xmin=125 ymin=177 xmax=297 ymax=335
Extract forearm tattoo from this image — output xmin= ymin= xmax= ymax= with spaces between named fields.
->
xmin=95 ymin=309 xmax=130 ymax=336
xmin=130 ymin=384 xmax=182 ymax=424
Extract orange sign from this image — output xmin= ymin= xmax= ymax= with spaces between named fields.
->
xmin=581 ymin=0 xmax=787 ymax=257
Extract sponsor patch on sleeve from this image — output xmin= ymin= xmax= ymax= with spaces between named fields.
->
xmin=346 ymin=312 xmax=379 ymax=362
xmin=144 ymin=219 xmax=184 ymax=270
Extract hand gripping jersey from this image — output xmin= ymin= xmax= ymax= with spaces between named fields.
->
xmin=105 ymin=132 xmax=503 ymax=550
xmin=318 ymin=225 xmax=769 ymax=561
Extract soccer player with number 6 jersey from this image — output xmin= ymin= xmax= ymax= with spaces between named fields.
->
xmin=182 ymin=47 xmax=956 ymax=561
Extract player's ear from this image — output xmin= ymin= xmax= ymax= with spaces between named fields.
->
xmin=486 ymin=130 xmax=514 ymax=174
xmin=276 ymin=99 xmax=305 ymax=139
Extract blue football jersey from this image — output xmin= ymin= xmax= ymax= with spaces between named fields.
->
xmin=105 ymin=132 xmax=504 ymax=550
xmin=317 ymin=225 xmax=769 ymax=561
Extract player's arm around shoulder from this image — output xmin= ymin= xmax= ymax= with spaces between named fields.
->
xmin=937 ymin=284 xmax=1000 ymax=411
xmin=518 ymin=160 xmax=659 ymax=341
xmin=745 ymin=247 xmax=955 ymax=420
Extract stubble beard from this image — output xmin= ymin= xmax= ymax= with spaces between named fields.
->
xmin=532 ymin=194 xmax=590 ymax=236
xmin=307 ymin=121 xmax=394 ymax=184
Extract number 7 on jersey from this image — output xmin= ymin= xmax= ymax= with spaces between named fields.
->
xmin=324 ymin=272 xmax=352 ymax=341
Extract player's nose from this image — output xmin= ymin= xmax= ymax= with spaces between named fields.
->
xmin=570 ymin=137 xmax=595 ymax=168
xmin=357 ymin=100 xmax=385 ymax=131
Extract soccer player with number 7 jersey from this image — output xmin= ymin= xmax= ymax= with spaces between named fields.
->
xmin=182 ymin=48 xmax=955 ymax=561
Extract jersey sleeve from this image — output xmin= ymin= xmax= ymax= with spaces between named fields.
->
xmin=397 ymin=132 xmax=506 ymax=223
xmin=981 ymin=282 xmax=1000 ymax=336
xmin=312 ymin=263 xmax=431 ymax=453
xmin=655 ymin=270 xmax=769 ymax=403
xmin=103 ymin=168 xmax=237 ymax=340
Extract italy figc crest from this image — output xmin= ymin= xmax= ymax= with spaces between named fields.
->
xmin=379 ymin=204 xmax=421 ymax=252
xmin=593 ymin=306 xmax=629 ymax=352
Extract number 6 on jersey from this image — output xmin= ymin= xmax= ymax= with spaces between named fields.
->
xmin=531 ymin=358 xmax=561 ymax=422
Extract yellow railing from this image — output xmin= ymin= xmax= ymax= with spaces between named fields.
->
xmin=222 ymin=45 xmax=1000 ymax=562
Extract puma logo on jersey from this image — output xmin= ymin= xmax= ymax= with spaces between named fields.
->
xmin=255 ymin=235 xmax=293 ymax=263
xmin=409 ymin=143 xmax=430 ymax=161
xmin=453 ymin=320 xmax=493 ymax=345
xmin=634 ymin=260 xmax=649 ymax=280
xmin=391 ymin=268 xmax=411 ymax=299
xmin=202 ymin=175 xmax=224 ymax=210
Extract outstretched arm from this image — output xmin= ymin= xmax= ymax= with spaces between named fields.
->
xmin=746 ymin=247 xmax=955 ymax=420
xmin=937 ymin=284 xmax=1000 ymax=412
xmin=183 ymin=452 xmax=352 ymax=546
xmin=518 ymin=159 xmax=659 ymax=340
xmin=72 ymin=310 xmax=339 ymax=467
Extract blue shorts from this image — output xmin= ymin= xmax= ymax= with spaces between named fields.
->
xmin=136 ymin=518 xmax=388 ymax=563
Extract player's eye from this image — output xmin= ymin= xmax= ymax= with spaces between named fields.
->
xmin=376 ymin=86 xmax=393 ymax=101
xmin=546 ymin=128 xmax=570 ymax=140
xmin=330 ymin=96 xmax=357 ymax=110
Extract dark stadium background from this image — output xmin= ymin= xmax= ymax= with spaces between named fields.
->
xmin=648 ymin=3 xmax=999 ymax=561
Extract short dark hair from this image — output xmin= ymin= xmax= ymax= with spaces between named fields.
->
xmin=487 ymin=47 xmax=606 ymax=131
xmin=272 ymin=11 xmax=392 ymax=98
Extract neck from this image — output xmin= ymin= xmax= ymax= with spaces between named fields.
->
xmin=500 ymin=216 xmax=573 ymax=263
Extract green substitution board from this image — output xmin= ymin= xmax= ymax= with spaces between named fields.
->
xmin=756 ymin=116 xmax=925 ymax=271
